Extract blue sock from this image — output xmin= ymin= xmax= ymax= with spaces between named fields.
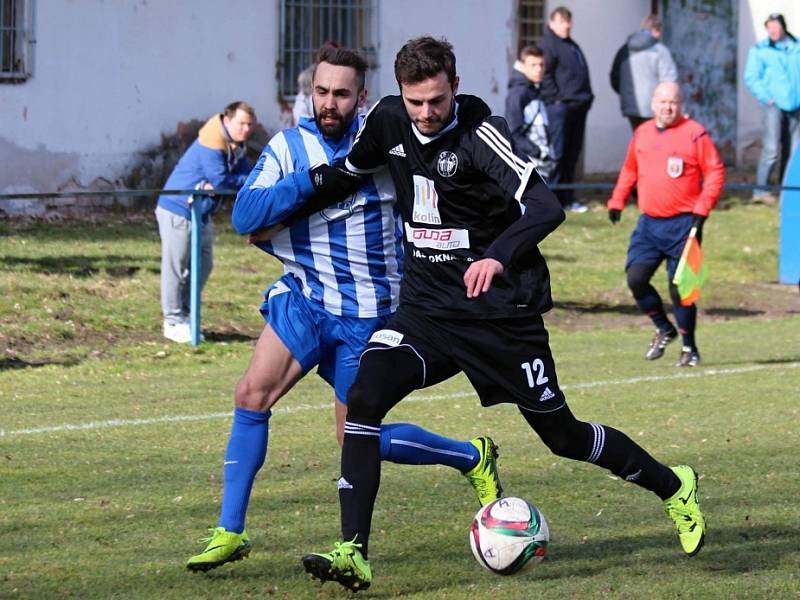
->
xmin=379 ymin=422 xmax=479 ymax=472
xmin=218 ymin=407 xmax=270 ymax=533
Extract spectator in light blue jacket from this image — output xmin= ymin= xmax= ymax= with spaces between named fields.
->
xmin=155 ymin=101 xmax=255 ymax=342
xmin=744 ymin=13 xmax=800 ymax=203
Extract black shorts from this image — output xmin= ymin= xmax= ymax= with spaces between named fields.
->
xmin=362 ymin=306 xmax=566 ymax=413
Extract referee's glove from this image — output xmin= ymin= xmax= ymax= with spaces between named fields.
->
xmin=309 ymin=163 xmax=364 ymax=199
xmin=608 ymin=209 xmax=621 ymax=224
xmin=690 ymin=213 xmax=706 ymax=243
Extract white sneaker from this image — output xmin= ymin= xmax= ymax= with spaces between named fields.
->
xmin=566 ymin=201 xmax=589 ymax=213
xmin=163 ymin=320 xmax=192 ymax=343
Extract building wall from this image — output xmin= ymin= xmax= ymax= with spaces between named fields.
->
xmin=374 ymin=0 xmax=515 ymax=114
xmin=0 ymin=0 xmax=282 ymax=198
xmin=560 ymin=0 xmax=650 ymax=174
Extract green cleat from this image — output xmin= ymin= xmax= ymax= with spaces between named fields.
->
xmin=302 ymin=539 xmax=372 ymax=592
xmin=464 ymin=436 xmax=503 ymax=507
xmin=186 ymin=527 xmax=251 ymax=572
xmin=664 ymin=465 xmax=706 ymax=557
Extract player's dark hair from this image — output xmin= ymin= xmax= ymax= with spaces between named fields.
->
xmin=223 ymin=101 xmax=256 ymax=119
xmin=313 ymin=44 xmax=369 ymax=90
xmin=519 ymin=45 xmax=544 ymax=60
xmin=549 ymin=6 xmax=572 ymax=21
xmin=394 ymin=36 xmax=457 ymax=87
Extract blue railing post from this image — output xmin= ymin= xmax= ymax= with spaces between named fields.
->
xmin=779 ymin=146 xmax=800 ymax=285
xmin=189 ymin=197 xmax=202 ymax=347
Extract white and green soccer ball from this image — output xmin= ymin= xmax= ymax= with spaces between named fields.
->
xmin=469 ymin=496 xmax=549 ymax=575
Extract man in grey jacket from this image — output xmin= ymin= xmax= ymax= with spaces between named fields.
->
xmin=610 ymin=14 xmax=678 ymax=130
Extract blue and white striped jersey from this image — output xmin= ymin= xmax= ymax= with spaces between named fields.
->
xmin=232 ymin=115 xmax=403 ymax=318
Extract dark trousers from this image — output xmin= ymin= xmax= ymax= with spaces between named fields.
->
xmin=547 ymin=102 xmax=590 ymax=206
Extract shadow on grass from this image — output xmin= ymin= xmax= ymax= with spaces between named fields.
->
xmin=704 ymin=307 xmax=765 ymax=318
xmin=0 ymin=356 xmax=82 ymax=371
xmin=553 ymin=300 xmax=641 ymax=315
xmin=1 ymin=254 xmax=151 ymax=278
xmin=203 ymin=331 xmax=259 ymax=343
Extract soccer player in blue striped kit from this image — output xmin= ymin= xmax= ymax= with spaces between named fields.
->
xmin=185 ymin=45 xmax=502 ymax=571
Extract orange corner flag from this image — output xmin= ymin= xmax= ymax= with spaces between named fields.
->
xmin=672 ymin=226 xmax=708 ymax=306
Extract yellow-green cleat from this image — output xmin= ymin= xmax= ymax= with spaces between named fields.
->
xmin=464 ymin=436 xmax=503 ymax=507
xmin=664 ymin=465 xmax=706 ymax=557
xmin=186 ymin=527 xmax=251 ymax=572
xmin=302 ymin=539 xmax=372 ymax=592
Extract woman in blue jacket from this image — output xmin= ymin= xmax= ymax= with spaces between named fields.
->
xmin=744 ymin=13 xmax=800 ymax=202
xmin=155 ymin=101 xmax=255 ymax=342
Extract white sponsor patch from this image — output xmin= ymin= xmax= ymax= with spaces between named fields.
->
xmin=337 ymin=477 xmax=353 ymax=490
xmin=412 ymin=175 xmax=442 ymax=224
xmin=667 ymin=156 xmax=684 ymax=178
xmin=404 ymin=223 xmax=470 ymax=250
xmin=369 ymin=329 xmax=404 ymax=346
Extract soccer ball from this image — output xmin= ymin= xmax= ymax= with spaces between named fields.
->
xmin=469 ymin=496 xmax=549 ymax=575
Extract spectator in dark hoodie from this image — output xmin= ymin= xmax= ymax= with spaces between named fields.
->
xmin=610 ymin=14 xmax=678 ymax=131
xmin=540 ymin=5 xmax=594 ymax=213
xmin=505 ymin=45 xmax=556 ymax=180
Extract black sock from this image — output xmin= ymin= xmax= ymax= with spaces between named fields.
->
xmin=673 ymin=303 xmax=697 ymax=349
xmin=340 ymin=417 xmax=382 ymax=559
xmin=587 ymin=423 xmax=680 ymax=500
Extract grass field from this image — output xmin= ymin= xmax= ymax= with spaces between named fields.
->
xmin=1 ymin=201 xmax=799 ymax=599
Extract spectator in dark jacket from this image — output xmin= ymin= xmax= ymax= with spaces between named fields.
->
xmin=505 ymin=45 xmax=555 ymax=179
xmin=156 ymin=101 xmax=255 ymax=342
xmin=610 ymin=14 xmax=678 ymax=131
xmin=540 ymin=5 xmax=594 ymax=213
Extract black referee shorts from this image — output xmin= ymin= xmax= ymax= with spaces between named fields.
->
xmin=360 ymin=306 xmax=566 ymax=413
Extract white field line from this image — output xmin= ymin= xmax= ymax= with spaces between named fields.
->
xmin=2 ymin=361 xmax=798 ymax=437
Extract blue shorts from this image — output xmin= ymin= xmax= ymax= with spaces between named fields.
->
xmin=260 ymin=274 xmax=390 ymax=403
xmin=626 ymin=213 xmax=694 ymax=280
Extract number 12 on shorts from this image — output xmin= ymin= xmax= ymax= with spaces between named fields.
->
xmin=521 ymin=358 xmax=549 ymax=389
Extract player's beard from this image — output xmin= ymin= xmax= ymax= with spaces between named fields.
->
xmin=314 ymin=104 xmax=357 ymax=138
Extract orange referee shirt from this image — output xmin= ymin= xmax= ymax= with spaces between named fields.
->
xmin=608 ymin=116 xmax=725 ymax=217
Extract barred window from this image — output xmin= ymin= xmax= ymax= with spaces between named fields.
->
xmin=517 ymin=0 xmax=546 ymax=51
xmin=1 ymin=0 xmax=33 ymax=82
xmin=279 ymin=0 xmax=375 ymax=102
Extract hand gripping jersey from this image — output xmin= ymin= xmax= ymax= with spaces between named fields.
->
xmin=233 ymin=116 xmax=403 ymax=318
xmin=345 ymin=95 xmax=565 ymax=319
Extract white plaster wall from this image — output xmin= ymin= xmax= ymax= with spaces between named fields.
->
xmin=0 ymin=0 xmax=281 ymax=194
xmin=559 ymin=0 xmax=650 ymax=174
xmin=737 ymin=0 xmax=800 ymax=165
xmin=374 ymin=0 xmax=515 ymax=116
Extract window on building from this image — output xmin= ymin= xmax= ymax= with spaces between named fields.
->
xmin=1 ymin=0 xmax=33 ymax=82
xmin=517 ymin=0 xmax=546 ymax=51
xmin=279 ymin=0 xmax=375 ymax=102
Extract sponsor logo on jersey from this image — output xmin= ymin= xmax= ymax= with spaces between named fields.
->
xmin=412 ymin=174 xmax=442 ymax=224
xmin=389 ymin=143 xmax=406 ymax=157
xmin=538 ymin=386 xmax=555 ymax=402
xmin=369 ymin=329 xmax=404 ymax=346
xmin=404 ymin=223 xmax=470 ymax=250
xmin=667 ymin=156 xmax=684 ymax=178
xmin=412 ymin=249 xmax=461 ymax=263
xmin=437 ymin=151 xmax=458 ymax=177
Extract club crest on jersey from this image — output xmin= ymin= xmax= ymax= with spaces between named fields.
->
xmin=412 ymin=175 xmax=442 ymax=224
xmin=667 ymin=156 xmax=684 ymax=178
xmin=320 ymin=192 xmax=364 ymax=222
xmin=437 ymin=151 xmax=458 ymax=177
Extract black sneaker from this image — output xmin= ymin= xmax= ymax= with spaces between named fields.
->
xmin=676 ymin=346 xmax=701 ymax=367
xmin=645 ymin=328 xmax=678 ymax=360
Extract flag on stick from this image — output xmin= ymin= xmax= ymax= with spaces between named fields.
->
xmin=672 ymin=226 xmax=708 ymax=306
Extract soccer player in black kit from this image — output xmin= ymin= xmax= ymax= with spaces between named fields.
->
xmin=301 ymin=37 xmax=706 ymax=592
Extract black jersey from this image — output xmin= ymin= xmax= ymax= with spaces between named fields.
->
xmin=346 ymin=94 xmax=565 ymax=319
